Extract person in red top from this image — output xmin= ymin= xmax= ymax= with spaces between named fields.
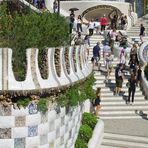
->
xmin=101 ymin=14 xmax=107 ymax=31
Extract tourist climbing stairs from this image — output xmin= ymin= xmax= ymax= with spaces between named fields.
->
xmin=88 ymin=31 xmax=148 ymax=147
xmin=127 ymin=14 xmax=148 ymax=43
xmin=89 ymin=34 xmax=148 ymax=120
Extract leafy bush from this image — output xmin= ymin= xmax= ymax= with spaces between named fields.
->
xmin=0 ymin=4 xmax=69 ymax=80
xmin=57 ymin=74 xmax=95 ymax=108
xmin=82 ymin=112 xmax=97 ymax=130
xmin=57 ymin=93 xmax=69 ymax=107
xmin=144 ymin=64 xmax=148 ymax=80
xmin=17 ymin=97 xmax=30 ymax=108
xmin=78 ymin=124 xmax=92 ymax=143
xmin=38 ymin=98 xmax=48 ymax=113
xmin=75 ymin=139 xmax=88 ymax=148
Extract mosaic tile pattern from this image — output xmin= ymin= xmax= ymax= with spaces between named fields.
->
xmin=14 ymin=138 xmax=25 ymax=148
xmin=41 ymin=113 xmax=48 ymax=123
xmin=0 ymin=103 xmax=83 ymax=148
xmin=0 ymin=105 xmax=11 ymax=116
xmin=28 ymin=125 xmax=38 ymax=137
xmin=49 ymin=121 xmax=55 ymax=132
xmin=143 ymin=45 xmax=148 ymax=62
xmin=0 ymin=128 xmax=11 ymax=139
xmin=56 ymin=128 xmax=60 ymax=138
xmin=28 ymin=102 xmax=38 ymax=115
xmin=40 ymin=134 xmax=48 ymax=145
xmin=15 ymin=116 xmax=26 ymax=127
xmin=61 ymin=116 xmax=65 ymax=126
xmin=60 ymin=136 xmax=64 ymax=145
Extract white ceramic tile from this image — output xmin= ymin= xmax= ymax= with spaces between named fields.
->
xmin=0 ymin=139 xmax=14 ymax=148
xmin=0 ymin=116 xmax=15 ymax=128
xmin=12 ymin=127 xmax=27 ymax=138
xmin=38 ymin=123 xmax=49 ymax=135
xmin=11 ymin=106 xmax=29 ymax=116
xmin=26 ymin=113 xmax=41 ymax=126
xmin=48 ymin=131 xmax=56 ymax=142
xmin=26 ymin=136 xmax=39 ymax=148
xmin=48 ymin=110 xmax=57 ymax=122
xmin=38 ymin=144 xmax=49 ymax=148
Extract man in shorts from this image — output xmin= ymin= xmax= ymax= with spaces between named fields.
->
xmin=93 ymin=42 xmax=101 ymax=70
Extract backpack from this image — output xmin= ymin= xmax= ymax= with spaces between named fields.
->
xmin=115 ymin=67 xmax=122 ymax=79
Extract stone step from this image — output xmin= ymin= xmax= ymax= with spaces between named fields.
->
xmin=101 ymin=146 xmax=122 ymax=148
xmin=101 ymin=100 xmax=148 ymax=105
xmin=101 ymin=95 xmax=145 ymax=100
xmin=101 ymin=137 xmax=148 ymax=148
xmin=100 ymin=116 xmax=144 ymax=119
xmin=103 ymin=133 xmax=148 ymax=144
xmin=95 ymin=79 xmax=129 ymax=83
xmin=94 ymin=75 xmax=129 ymax=79
xmin=101 ymin=105 xmax=148 ymax=110
xmin=94 ymin=83 xmax=129 ymax=88
xmin=93 ymin=86 xmax=141 ymax=92
xmin=101 ymin=92 xmax=142 ymax=96
xmin=101 ymin=97 xmax=146 ymax=102
xmin=100 ymin=110 xmax=148 ymax=115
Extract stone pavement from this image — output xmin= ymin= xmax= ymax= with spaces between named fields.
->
xmin=103 ymin=118 xmax=148 ymax=137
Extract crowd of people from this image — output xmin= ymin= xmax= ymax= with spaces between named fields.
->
xmin=69 ymin=9 xmax=129 ymax=35
xmin=72 ymin=11 xmax=146 ymax=117
xmin=92 ymin=34 xmax=144 ymax=116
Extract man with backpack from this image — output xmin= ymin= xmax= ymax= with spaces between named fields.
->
xmin=92 ymin=42 xmax=101 ymax=70
xmin=115 ymin=63 xmax=124 ymax=96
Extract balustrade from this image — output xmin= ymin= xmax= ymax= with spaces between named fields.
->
xmin=0 ymin=45 xmax=91 ymax=94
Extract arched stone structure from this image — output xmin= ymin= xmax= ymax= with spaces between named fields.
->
xmin=82 ymin=5 xmax=122 ymax=21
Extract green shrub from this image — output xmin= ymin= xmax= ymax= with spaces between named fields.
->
xmin=0 ymin=4 xmax=69 ymax=80
xmin=67 ymin=87 xmax=79 ymax=106
xmin=17 ymin=97 xmax=30 ymax=108
xmin=38 ymin=99 xmax=48 ymax=113
xmin=144 ymin=64 xmax=148 ymax=80
xmin=57 ymin=74 xmax=95 ymax=108
xmin=57 ymin=93 xmax=69 ymax=107
xmin=82 ymin=112 xmax=97 ymax=130
xmin=78 ymin=124 xmax=92 ymax=143
xmin=75 ymin=139 xmax=88 ymax=148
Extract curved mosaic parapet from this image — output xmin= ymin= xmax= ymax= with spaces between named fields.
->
xmin=0 ymin=100 xmax=86 ymax=148
xmin=0 ymin=45 xmax=92 ymax=93
xmin=139 ymin=42 xmax=148 ymax=65
xmin=139 ymin=42 xmax=148 ymax=99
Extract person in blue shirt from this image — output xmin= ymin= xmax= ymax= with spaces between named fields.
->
xmin=93 ymin=42 xmax=101 ymax=70
xmin=103 ymin=42 xmax=111 ymax=65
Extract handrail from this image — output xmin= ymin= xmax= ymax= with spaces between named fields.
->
xmin=19 ymin=0 xmax=42 ymax=13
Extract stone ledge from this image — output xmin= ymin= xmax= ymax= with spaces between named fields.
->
xmin=88 ymin=119 xmax=104 ymax=148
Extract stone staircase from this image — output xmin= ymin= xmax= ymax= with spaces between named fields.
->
xmin=88 ymin=33 xmax=148 ymax=147
xmin=127 ymin=14 xmax=148 ymax=42
xmin=101 ymin=133 xmax=148 ymax=148
xmin=89 ymin=35 xmax=148 ymax=120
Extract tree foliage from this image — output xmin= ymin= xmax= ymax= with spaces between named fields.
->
xmin=0 ymin=3 xmax=69 ymax=80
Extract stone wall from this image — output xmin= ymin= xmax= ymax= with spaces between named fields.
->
xmin=0 ymin=100 xmax=87 ymax=148
xmin=0 ymin=45 xmax=91 ymax=93
xmin=139 ymin=42 xmax=148 ymax=99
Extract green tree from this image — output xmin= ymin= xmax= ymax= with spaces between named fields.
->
xmin=0 ymin=4 xmax=69 ymax=80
